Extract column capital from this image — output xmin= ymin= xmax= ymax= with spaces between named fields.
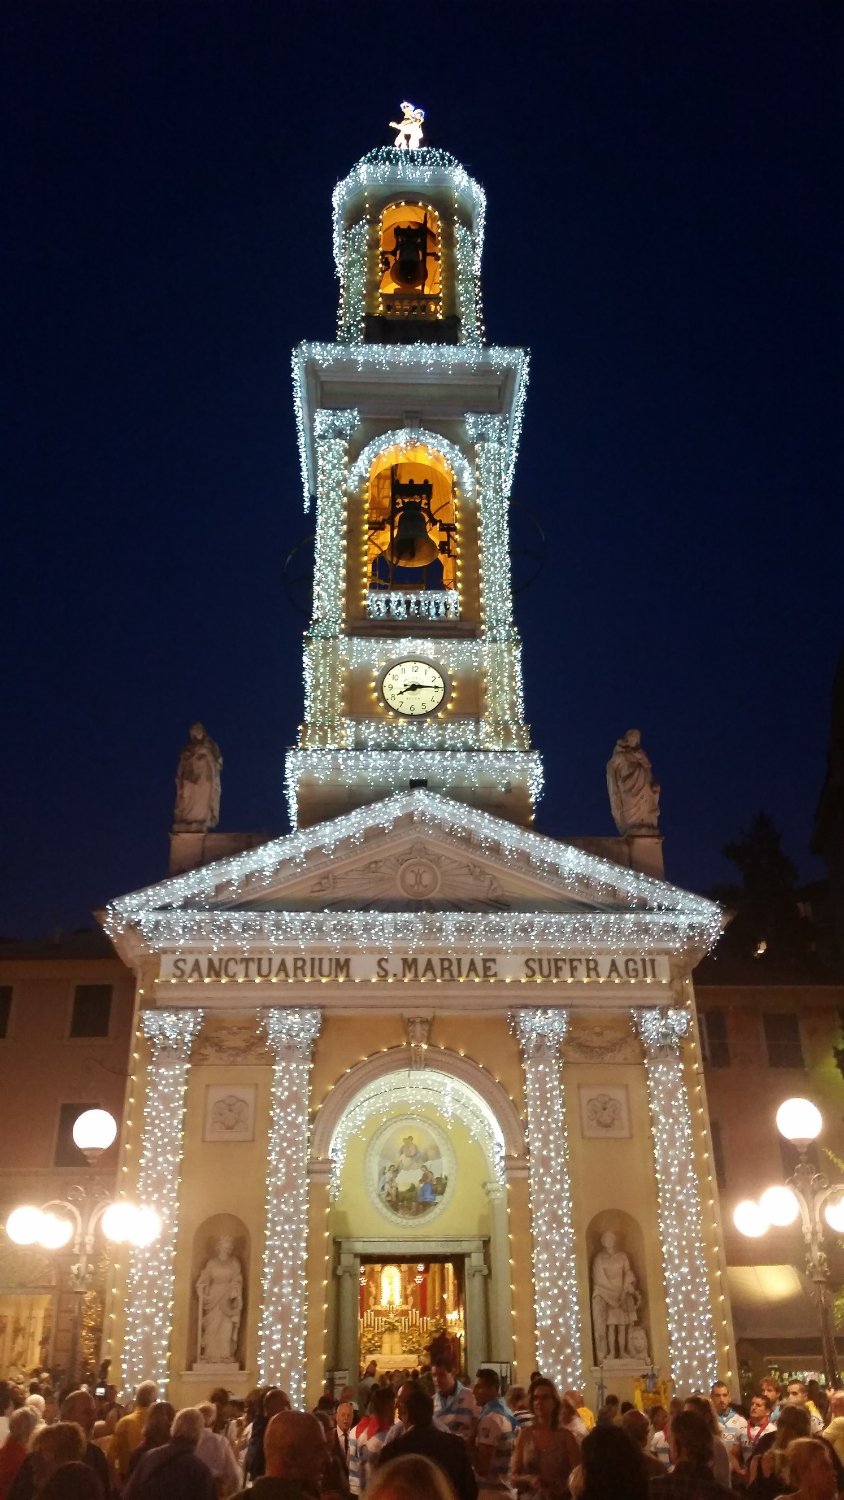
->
xmin=261 ymin=1008 xmax=321 ymax=1060
xmin=314 ymin=407 xmax=360 ymax=442
xmin=511 ymin=1007 xmax=569 ymax=1058
xmin=466 ymin=413 xmax=504 ymax=444
xmin=141 ymin=1008 xmax=203 ymax=1060
xmin=483 ymin=1181 xmax=506 ymax=1204
xmin=633 ymin=1007 xmax=690 ymax=1055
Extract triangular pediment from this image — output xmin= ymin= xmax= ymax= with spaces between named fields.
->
xmin=104 ymin=790 xmax=722 ymax=964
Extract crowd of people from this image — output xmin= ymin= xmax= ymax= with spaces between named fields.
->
xmin=0 ymin=1360 xmax=842 ymax=1500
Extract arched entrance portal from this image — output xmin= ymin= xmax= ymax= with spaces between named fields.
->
xmin=313 ymin=1054 xmax=523 ymax=1386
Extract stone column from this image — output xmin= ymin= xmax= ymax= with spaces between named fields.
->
xmin=335 ymin=1251 xmax=361 ymax=1384
xmin=258 ymin=1009 xmax=321 ymax=1406
xmin=306 ymin=408 xmax=359 ymax=746
xmin=465 ymin=1247 xmax=489 ymax=1375
xmin=466 ymin=415 xmax=523 ymax=745
xmin=484 ymin=1181 xmax=513 ymax=1366
xmin=632 ymin=1007 xmax=718 ymax=1391
xmin=513 ymin=1008 xmax=582 ymax=1388
xmin=123 ymin=1009 xmax=203 ymax=1394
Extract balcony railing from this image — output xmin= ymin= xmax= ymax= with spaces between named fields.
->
xmin=366 ymin=589 xmax=460 ymax=622
xmin=380 ymin=292 xmax=442 ymax=321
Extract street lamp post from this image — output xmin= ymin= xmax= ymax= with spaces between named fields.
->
xmin=5 ymin=1109 xmax=161 ymax=1384
xmin=734 ymin=1096 xmax=844 ymax=1389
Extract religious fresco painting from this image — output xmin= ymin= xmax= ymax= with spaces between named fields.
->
xmin=367 ymin=1118 xmax=454 ymax=1223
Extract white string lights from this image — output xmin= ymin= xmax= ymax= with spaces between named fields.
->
xmin=347 ymin=428 xmax=475 ymax=499
xmin=633 ymin=1008 xmax=718 ymax=1391
xmin=331 ymin=146 xmax=486 ymax=274
xmin=257 ymin=1008 xmax=321 ymax=1404
xmin=292 ymin=344 xmax=528 ymax=510
xmin=122 ymin=1009 xmax=203 ymax=1394
xmin=105 ymin=789 xmax=722 ymax=953
xmin=454 ymin=220 xmax=484 ymax=342
xmin=337 ymin=220 xmax=368 ymax=343
xmin=328 ymin=1067 xmax=505 ymax=1198
xmin=513 ymin=1009 xmax=582 ymax=1389
xmin=284 ymin=748 xmax=544 ymax=824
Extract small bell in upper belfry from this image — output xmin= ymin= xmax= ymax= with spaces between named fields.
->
xmin=391 ymin=502 xmax=438 ymax=567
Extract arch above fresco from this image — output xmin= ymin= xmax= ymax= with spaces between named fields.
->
xmin=310 ymin=1046 xmax=526 ymax=1190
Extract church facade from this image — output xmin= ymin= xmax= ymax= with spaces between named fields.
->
xmin=103 ymin=126 xmax=734 ymax=1409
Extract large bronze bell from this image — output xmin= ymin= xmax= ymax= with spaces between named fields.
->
xmin=391 ymin=502 xmax=438 ymax=567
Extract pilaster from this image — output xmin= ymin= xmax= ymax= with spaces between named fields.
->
xmin=122 ymin=1009 xmax=203 ymax=1393
xmin=632 ymin=1007 xmax=718 ymax=1391
xmin=258 ymin=1008 xmax=322 ymax=1404
xmin=513 ymin=1008 xmax=582 ymax=1388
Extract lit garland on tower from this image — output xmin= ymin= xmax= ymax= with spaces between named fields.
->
xmin=122 ymin=1009 xmax=203 ymax=1394
xmin=513 ymin=1008 xmax=582 ymax=1388
xmin=257 ymin=1008 xmax=321 ymax=1404
xmin=292 ymin=344 xmax=529 ymax=510
xmin=633 ymin=1007 xmax=718 ymax=1389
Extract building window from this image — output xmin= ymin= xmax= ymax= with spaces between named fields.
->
xmin=55 ymin=1102 xmax=98 ymax=1167
xmin=0 ymin=986 xmax=11 ymax=1039
xmin=710 ymin=1121 xmax=727 ymax=1188
xmin=700 ymin=1008 xmax=730 ymax=1068
xmin=763 ymin=1013 xmax=804 ymax=1069
xmin=70 ymin=984 xmax=112 ymax=1038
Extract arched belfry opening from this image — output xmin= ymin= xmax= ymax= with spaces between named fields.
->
xmin=366 ymin=444 xmax=458 ymax=601
xmin=378 ymin=201 xmax=442 ymax=324
xmin=314 ymin=1055 xmax=521 ymax=1381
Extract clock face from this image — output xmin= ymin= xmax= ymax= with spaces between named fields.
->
xmin=380 ymin=659 xmax=447 ymax=716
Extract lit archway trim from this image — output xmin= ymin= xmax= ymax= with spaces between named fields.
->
xmin=348 ymin=429 xmax=475 ymax=499
xmin=311 ymin=1047 xmax=525 ymax=1196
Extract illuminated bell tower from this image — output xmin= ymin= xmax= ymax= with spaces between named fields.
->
xmin=287 ymin=112 xmax=541 ymax=828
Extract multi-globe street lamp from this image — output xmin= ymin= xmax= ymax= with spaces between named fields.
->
xmin=734 ymin=1096 xmax=844 ymax=1388
xmin=5 ymin=1109 xmax=161 ymax=1382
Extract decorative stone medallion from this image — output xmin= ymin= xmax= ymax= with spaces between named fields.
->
xmin=365 ymin=1115 xmax=456 ymax=1226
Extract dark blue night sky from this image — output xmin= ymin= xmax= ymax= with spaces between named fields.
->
xmin=3 ymin=1 xmax=841 ymax=936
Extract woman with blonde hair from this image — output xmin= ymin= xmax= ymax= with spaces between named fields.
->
xmin=367 ymin=1453 xmax=456 ymax=1500
xmin=775 ymin=1437 xmax=838 ymax=1500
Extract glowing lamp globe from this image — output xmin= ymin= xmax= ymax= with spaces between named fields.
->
xmin=72 ymin=1109 xmax=118 ymax=1160
xmin=733 ymin=1199 xmax=770 ymax=1238
xmin=38 ymin=1212 xmax=73 ymax=1250
xmin=101 ymin=1202 xmax=136 ymax=1244
xmin=130 ymin=1206 xmax=162 ymax=1248
xmin=776 ymin=1098 xmax=823 ymax=1146
xmin=759 ymin=1185 xmax=800 ymax=1227
xmin=825 ymin=1197 xmax=844 ymax=1234
xmin=6 ymin=1206 xmax=45 ymax=1246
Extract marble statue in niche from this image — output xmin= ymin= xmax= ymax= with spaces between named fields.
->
xmin=591 ymin=1230 xmax=649 ymax=1363
xmin=607 ymin=729 xmax=660 ymax=835
xmin=173 ymin=722 xmax=222 ymax=831
xmin=195 ymin=1236 xmax=243 ymax=1367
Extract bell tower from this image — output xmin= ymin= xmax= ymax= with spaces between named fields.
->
xmin=287 ymin=113 xmax=541 ymax=828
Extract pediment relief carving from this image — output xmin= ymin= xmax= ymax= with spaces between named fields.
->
xmin=194 ymin=1024 xmax=271 ymax=1067
xmin=307 ymin=839 xmax=507 ymax=910
xmin=563 ymin=1015 xmax=642 ymax=1065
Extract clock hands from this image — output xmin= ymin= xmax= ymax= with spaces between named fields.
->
xmin=396 ymin=681 xmax=429 ymax=695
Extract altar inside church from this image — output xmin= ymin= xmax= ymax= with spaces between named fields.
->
xmin=358 ymin=1258 xmax=465 ymax=1364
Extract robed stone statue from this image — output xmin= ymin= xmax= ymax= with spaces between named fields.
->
xmin=607 ymin=729 xmax=660 ymax=836
xmin=173 ymin=723 xmax=222 ymax=832
xmin=195 ymin=1236 xmax=243 ymax=1367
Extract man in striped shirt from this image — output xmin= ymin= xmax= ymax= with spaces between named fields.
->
xmin=348 ymin=1387 xmax=396 ymax=1496
xmin=433 ymin=1357 xmax=478 ymax=1443
xmin=471 ymin=1368 xmax=517 ymax=1499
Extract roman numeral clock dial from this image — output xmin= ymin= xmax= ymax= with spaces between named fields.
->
xmin=380 ymin=659 xmax=447 ymax=717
